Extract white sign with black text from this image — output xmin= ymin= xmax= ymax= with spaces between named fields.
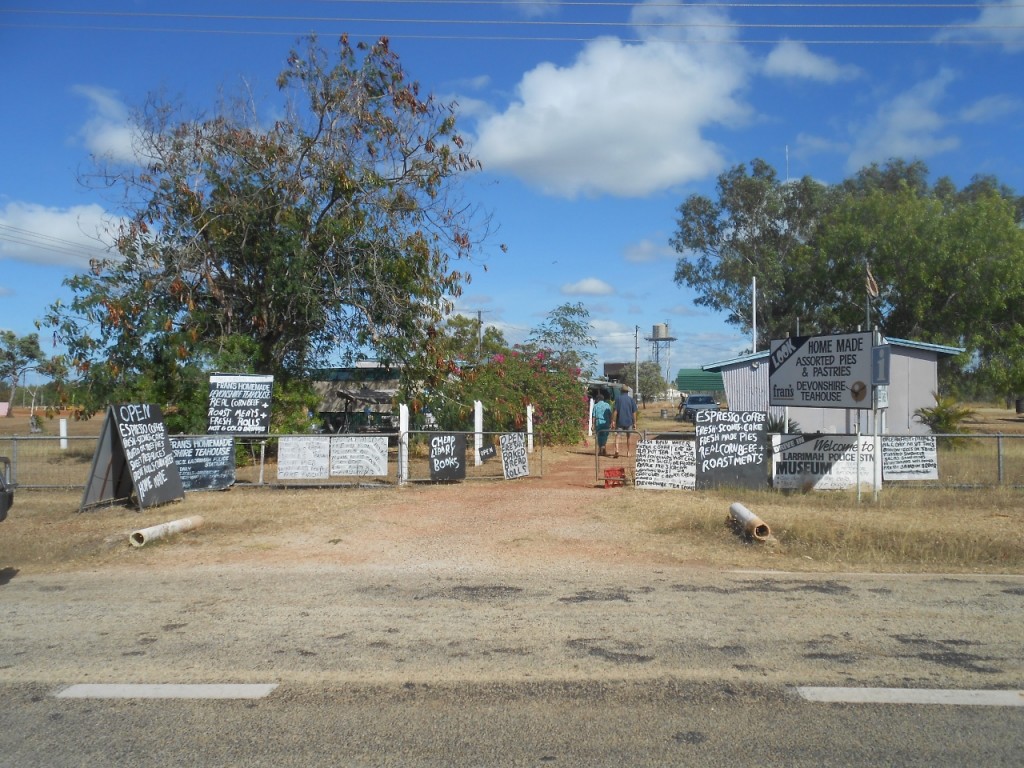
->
xmin=769 ymin=332 xmax=874 ymax=410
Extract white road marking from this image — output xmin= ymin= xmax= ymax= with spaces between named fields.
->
xmin=55 ymin=684 xmax=278 ymax=700
xmin=796 ymin=687 xmax=1024 ymax=707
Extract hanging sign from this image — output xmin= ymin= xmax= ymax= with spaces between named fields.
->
xmin=429 ymin=433 xmax=466 ymax=481
xmin=208 ymin=374 xmax=273 ymax=435
xmin=499 ymin=433 xmax=529 ymax=479
xmin=170 ymin=436 xmax=235 ymax=491
xmin=769 ymin=332 xmax=873 ymax=410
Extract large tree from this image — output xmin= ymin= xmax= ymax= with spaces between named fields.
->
xmin=0 ymin=332 xmax=65 ymax=416
xmin=524 ymin=302 xmax=597 ymax=378
xmin=44 ymin=35 xmax=487 ymax=419
xmin=672 ymin=158 xmax=1024 ymax=397
xmin=671 ymin=159 xmax=836 ymax=350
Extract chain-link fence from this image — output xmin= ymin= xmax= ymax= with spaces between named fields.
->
xmin=0 ymin=430 xmax=546 ymax=489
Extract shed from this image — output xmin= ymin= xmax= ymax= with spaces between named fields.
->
xmin=675 ymin=369 xmax=725 ymax=395
xmin=702 ymin=336 xmax=964 ymax=436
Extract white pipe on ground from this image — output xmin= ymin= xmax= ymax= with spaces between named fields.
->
xmin=728 ymin=503 xmax=771 ymax=542
xmin=130 ymin=516 xmax=205 ymax=547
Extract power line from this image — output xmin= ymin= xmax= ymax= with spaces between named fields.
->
xmin=2 ymin=5 xmax=1020 ymax=45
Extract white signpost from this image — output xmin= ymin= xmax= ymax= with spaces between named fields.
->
xmin=769 ymin=331 xmax=874 ymax=410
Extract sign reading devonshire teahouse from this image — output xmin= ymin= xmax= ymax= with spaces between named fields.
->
xmin=769 ymin=331 xmax=873 ymax=410
xmin=208 ymin=374 xmax=273 ymax=435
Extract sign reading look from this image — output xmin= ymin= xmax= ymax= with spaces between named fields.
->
xmin=769 ymin=331 xmax=873 ymax=410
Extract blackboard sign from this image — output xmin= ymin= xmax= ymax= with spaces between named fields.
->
xmin=695 ymin=410 xmax=769 ymax=490
xmin=479 ymin=444 xmax=497 ymax=463
xmin=429 ymin=433 xmax=466 ymax=481
xmin=81 ymin=404 xmax=185 ymax=510
xmin=499 ymin=433 xmax=529 ymax=480
xmin=882 ymin=436 xmax=938 ymax=481
xmin=635 ymin=439 xmax=696 ymax=490
xmin=208 ymin=374 xmax=273 ymax=435
xmin=170 ymin=436 xmax=236 ymax=491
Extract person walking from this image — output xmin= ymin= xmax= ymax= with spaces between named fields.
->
xmin=592 ymin=390 xmax=612 ymax=457
xmin=612 ymin=385 xmax=638 ymax=458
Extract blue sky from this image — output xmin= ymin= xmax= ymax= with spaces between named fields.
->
xmin=2 ymin=1 xmax=1023 ymax=385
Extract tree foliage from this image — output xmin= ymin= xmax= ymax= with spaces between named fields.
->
xmin=0 ymin=332 xmax=62 ymax=416
xmin=44 ymin=35 xmax=487 ymax=423
xmin=619 ymin=360 xmax=668 ymax=402
xmin=524 ymin=302 xmax=597 ymax=378
xmin=672 ymin=158 xmax=1024 ymax=396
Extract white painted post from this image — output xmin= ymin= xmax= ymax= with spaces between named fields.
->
xmin=587 ymin=397 xmax=594 ymax=436
xmin=527 ymin=404 xmax=535 ymax=453
xmin=474 ymin=400 xmax=483 ymax=466
xmin=60 ymin=418 xmax=68 ymax=450
xmin=399 ymin=404 xmax=410 ymax=485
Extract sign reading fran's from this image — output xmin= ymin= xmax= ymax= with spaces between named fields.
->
xmin=208 ymin=374 xmax=273 ymax=435
xmin=769 ymin=331 xmax=873 ymax=410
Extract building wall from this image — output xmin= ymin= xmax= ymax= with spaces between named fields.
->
xmin=714 ymin=345 xmax=940 ymax=435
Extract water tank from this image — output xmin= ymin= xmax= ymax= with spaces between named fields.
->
xmin=652 ymin=323 xmax=668 ymax=339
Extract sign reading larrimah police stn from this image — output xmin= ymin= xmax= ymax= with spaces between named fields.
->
xmin=769 ymin=331 xmax=873 ymax=410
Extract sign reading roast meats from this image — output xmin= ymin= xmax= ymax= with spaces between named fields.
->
xmin=769 ymin=332 xmax=873 ymax=410
xmin=207 ymin=374 xmax=273 ymax=435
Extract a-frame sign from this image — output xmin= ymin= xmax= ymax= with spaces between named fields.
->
xmin=80 ymin=404 xmax=185 ymax=511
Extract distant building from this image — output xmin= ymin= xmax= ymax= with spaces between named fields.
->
xmin=701 ymin=337 xmax=964 ymax=435
xmin=311 ymin=362 xmax=400 ymax=433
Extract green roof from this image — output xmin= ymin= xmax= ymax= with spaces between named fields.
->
xmin=675 ymin=369 xmax=725 ymax=392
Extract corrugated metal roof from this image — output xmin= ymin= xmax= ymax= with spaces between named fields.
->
xmin=701 ymin=336 xmax=964 ymax=372
xmin=675 ymin=369 xmax=725 ymax=392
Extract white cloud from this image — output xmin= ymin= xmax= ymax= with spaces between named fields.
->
xmin=624 ymin=237 xmax=675 ymax=264
xmin=562 ymin=277 xmax=614 ymax=296
xmin=72 ymin=85 xmax=138 ymax=164
xmin=763 ymin=41 xmax=861 ymax=83
xmin=0 ymin=202 xmax=114 ymax=269
xmin=936 ymin=1 xmax=1024 ymax=51
xmin=471 ymin=34 xmax=751 ymax=198
xmin=960 ymin=95 xmax=1021 ymax=124
xmin=845 ymin=70 xmax=960 ymax=172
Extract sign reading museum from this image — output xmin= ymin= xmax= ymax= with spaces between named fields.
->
xmin=769 ymin=331 xmax=873 ymax=410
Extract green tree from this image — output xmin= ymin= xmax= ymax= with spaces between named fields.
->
xmin=524 ymin=302 xmax=597 ymax=378
xmin=619 ymin=361 xmax=668 ymax=404
xmin=672 ymin=158 xmax=1024 ymax=398
xmin=671 ymin=159 xmax=836 ymax=349
xmin=43 ymin=35 xmax=487 ymax=425
xmin=0 ymin=332 xmax=51 ymax=416
xmin=439 ymin=313 xmax=508 ymax=365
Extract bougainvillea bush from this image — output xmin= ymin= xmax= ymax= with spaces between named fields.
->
xmin=434 ymin=348 xmax=587 ymax=445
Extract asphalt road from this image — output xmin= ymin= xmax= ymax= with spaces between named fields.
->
xmin=2 ymin=565 xmax=1023 ymax=766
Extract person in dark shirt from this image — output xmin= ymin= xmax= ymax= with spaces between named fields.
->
xmin=612 ymin=385 xmax=638 ymax=458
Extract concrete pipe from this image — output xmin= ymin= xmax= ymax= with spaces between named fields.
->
xmin=728 ymin=503 xmax=771 ymax=542
xmin=130 ymin=516 xmax=205 ymax=547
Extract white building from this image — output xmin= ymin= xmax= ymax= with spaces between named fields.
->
xmin=702 ymin=337 xmax=964 ymax=436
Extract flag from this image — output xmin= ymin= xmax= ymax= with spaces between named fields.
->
xmin=865 ymin=263 xmax=879 ymax=298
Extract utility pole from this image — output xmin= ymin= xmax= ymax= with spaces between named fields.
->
xmin=634 ymin=325 xmax=640 ymax=401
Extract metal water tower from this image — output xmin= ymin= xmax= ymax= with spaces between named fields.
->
xmin=644 ymin=323 xmax=677 ymax=385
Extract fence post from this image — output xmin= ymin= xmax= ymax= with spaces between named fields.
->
xmin=527 ymin=404 xmax=535 ymax=453
xmin=997 ymin=433 xmax=1004 ymax=486
xmin=474 ymin=400 xmax=483 ymax=466
xmin=399 ymin=404 xmax=409 ymax=485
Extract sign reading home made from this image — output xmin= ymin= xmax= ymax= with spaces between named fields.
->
xmin=769 ymin=332 xmax=873 ymax=410
xmin=208 ymin=374 xmax=273 ymax=435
